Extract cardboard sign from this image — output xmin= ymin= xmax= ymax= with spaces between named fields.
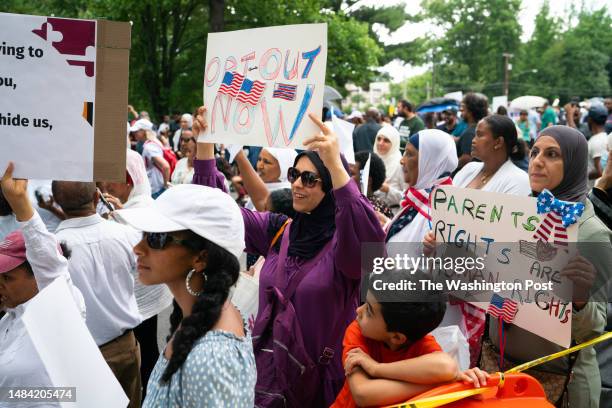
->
xmin=22 ymin=278 xmax=129 ymax=408
xmin=431 ymin=186 xmax=578 ymax=347
xmin=201 ymin=24 xmax=327 ymax=148
xmin=0 ymin=12 xmax=130 ymax=181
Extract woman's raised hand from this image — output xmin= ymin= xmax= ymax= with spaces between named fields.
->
xmin=303 ymin=113 xmax=341 ymax=170
xmin=303 ymin=113 xmax=350 ymax=189
xmin=193 ymin=106 xmax=215 ymax=160
xmin=193 ymin=106 xmax=208 ymax=137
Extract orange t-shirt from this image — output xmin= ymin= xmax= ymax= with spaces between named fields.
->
xmin=331 ymin=320 xmax=442 ymax=408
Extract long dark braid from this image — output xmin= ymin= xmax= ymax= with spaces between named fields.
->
xmin=161 ymin=232 xmax=240 ymax=383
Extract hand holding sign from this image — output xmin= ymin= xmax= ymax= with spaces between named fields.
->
xmin=0 ymin=162 xmax=33 ymax=222
xmin=560 ymin=255 xmax=596 ymax=309
xmin=303 ymin=113 xmax=350 ymax=189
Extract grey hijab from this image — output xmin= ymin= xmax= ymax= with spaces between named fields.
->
xmin=537 ymin=125 xmax=588 ymax=202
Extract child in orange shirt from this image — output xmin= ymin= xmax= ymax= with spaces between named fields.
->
xmin=331 ymin=271 xmax=488 ymax=407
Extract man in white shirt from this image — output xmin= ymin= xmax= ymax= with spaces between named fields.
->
xmin=586 ymin=105 xmax=609 ymax=188
xmin=51 ymin=181 xmax=142 ymax=408
xmin=131 ymin=119 xmax=171 ymax=198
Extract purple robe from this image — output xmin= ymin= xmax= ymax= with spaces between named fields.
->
xmin=193 ymin=159 xmax=385 ymax=406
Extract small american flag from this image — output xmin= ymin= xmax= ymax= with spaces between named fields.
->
xmin=272 ymin=83 xmax=297 ymax=101
xmin=218 ymin=71 xmax=245 ymax=98
xmin=236 ymin=78 xmax=266 ymax=106
xmin=487 ymin=294 xmax=518 ymax=323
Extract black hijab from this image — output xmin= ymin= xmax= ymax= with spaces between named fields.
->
xmin=536 ymin=126 xmax=588 ymax=202
xmin=287 ymin=151 xmax=342 ymax=258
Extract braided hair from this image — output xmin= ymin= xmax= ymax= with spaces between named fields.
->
xmin=161 ymin=230 xmax=240 ymax=383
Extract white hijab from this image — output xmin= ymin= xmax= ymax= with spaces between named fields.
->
xmin=374 ymin=125 xmax=402 ymax=181
xmin=386 ymin=129 xmax=457 ymax=248
xmin=263 ymin=147 xmax=298 ymax=183
xmin=413 ymin=129 xmax=458 ymax=189
xmin=125 ymin=149 xmax=153 ymax=209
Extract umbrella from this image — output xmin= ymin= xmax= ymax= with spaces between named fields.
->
xmin=324 ymin=85 xmax=343 ymax=102
xmin=416 ymin=97 xmax=459 ymax=113
xmin=509 ymin=96 xmax=547 ymax=111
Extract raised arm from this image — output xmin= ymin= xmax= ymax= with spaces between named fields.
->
xmin=304 ymin=114 xmax=385 ymax=279
xmin=235 ymin=150 xmax=270 ymax=211
xmin=192 ymin=107 xmax=278 ymax=256
xmin=1 ymin=163 xmax=68 ymax=290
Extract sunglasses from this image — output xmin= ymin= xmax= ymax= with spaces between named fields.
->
xmin=287 ymin=167 xmax=322 ymax=188
xmin=143 ymin=232 xmax=192 ymax=250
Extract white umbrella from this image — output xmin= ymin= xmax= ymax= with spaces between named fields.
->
xmin=509 ymin=95 xmax=547 ymax=111
xmin=324 ymin=85 xmax=343 ymax=102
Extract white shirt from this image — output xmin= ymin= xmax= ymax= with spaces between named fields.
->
xmin=0 ymin=212 xmax=85 ymax=408
xmin=453 ymin=159 xmax=531 ymax=196
xmin=55 ymin=214 xmax=142 ymax=345
xmin=171 ymin=157 xmax=194 ymax=185
xmin=0 ymin=214 xmax=19 ymax=240
xmin=374 ymin=164 xmax=407 ymax=208
xmin=142 ymin=141 xmax=165 ymax=194
xmin=587 ymin=132 xmax=607 ymax=188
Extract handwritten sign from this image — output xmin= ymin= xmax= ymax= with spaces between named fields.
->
xmin=0 ymin=12 xmax=130 ymax=181
xmin=431 ymin=186 xmax=578 ymax=347
xmin=201 ymin=24 xmax=327 ymax=148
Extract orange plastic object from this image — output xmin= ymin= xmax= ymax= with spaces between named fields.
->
xmin=396 ymin=373 xmax=554 ymax=408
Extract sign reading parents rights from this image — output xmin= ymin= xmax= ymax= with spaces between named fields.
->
xmin=0 ymin=12 xmax=130 ymax=181
xmin=201 ymin=24 xmax=327 ymax=148
xmin=431 ymin=186 xmax=580 ymax=348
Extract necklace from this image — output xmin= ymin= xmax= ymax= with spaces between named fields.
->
xmin=480 ymin=171 xmax=490 ymax=185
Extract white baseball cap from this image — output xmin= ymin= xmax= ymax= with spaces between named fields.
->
xmin=129 ymin=118 xmax=154 ymax=133
xmin=114 ymin=184 xmax=245 ymax=260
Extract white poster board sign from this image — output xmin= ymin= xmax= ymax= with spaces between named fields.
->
xmin=431 ymin=186 xmax=578 ymax=347
xmin=492 ymin=95 xmax=508 ymax=113
xmin=0 ymin=13 xmax=130 ymax=182
xmin=202 ymin=24 xmax=327 ymax=149
xmin=22 ymin=278 xmax=129 ymax=408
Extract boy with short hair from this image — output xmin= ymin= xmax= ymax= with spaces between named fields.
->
xmin=332 ymin=271 xmax=485 ymax=407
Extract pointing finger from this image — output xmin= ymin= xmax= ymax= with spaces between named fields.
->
xmin=308 ymin=112 xmax=331 ymax=135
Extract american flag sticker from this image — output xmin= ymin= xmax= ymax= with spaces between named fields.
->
xmin=236 ymin=78 xmax=266 ymax=106
xmin=218 ymin=71 xmax=245 ymax=98
xmin=487 ymin=294 xmax=518 ymax=323
xmin=272 ymin=83 xmax=297 ymax=101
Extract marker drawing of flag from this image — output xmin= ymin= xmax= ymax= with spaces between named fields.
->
xmin=218 ymin=71 xmax=245 ymax=98
xmin=272 ymin=83 xmax=297 ymax=101
xmin=487 ymin=294 xmax=518 ymax=323
xmin=236 ymin=78 xmax=266 ymax=106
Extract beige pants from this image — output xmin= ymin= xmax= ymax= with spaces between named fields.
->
xmin=100 ymin=330 xmax=142 ymax=408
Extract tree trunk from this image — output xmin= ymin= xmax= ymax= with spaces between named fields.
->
xmin=209 ymin=0 xmax=225 ymax=32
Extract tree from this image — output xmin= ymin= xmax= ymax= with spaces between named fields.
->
xmin=421 ymin=0 xmax=522 ymax=95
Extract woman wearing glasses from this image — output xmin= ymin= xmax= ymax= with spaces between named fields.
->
xmin=114 ymin=184 xmax=256 ymax=407
xmin=192 ymin=107 xmax=385 ymax=407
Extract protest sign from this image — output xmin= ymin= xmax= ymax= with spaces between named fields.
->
xmin=201 ymin=24 xmax=327 ymax=148
xmin=22 ymin=278 xmax=129 ymax=408
xmin=431 ymin=186 xmax=578 ymax=347
xmin=0 ymin=12 xmax=130 ymax=181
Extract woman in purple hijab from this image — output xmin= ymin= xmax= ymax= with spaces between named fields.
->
xmin=192 ymin=108 xmax=385 ymax=407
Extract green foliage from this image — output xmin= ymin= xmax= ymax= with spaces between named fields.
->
xmin=2 ymin=0 xmax=382 ymax=120
xmin=418 ymin=0 xmax=611 ymax=102
xmin=389 ymin=71 xmax=439 ymax=106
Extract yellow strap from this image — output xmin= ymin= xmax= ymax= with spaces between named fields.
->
xmin=506 ymin=331 xmax=612 ymax=374
xmin=384 ymin=387 xmax=494 ymax=408
xmin=384 ymin=331 xmax=612 ymax=408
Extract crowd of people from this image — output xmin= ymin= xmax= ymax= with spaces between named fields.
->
xmin=0 ymin=92 xmax=611 ymax=408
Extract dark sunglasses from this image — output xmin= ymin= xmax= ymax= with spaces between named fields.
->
xmin=287 ymin=167 xmax=321 ymax=188
xmin=143 ymin=232 xmax=192 ymax=250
